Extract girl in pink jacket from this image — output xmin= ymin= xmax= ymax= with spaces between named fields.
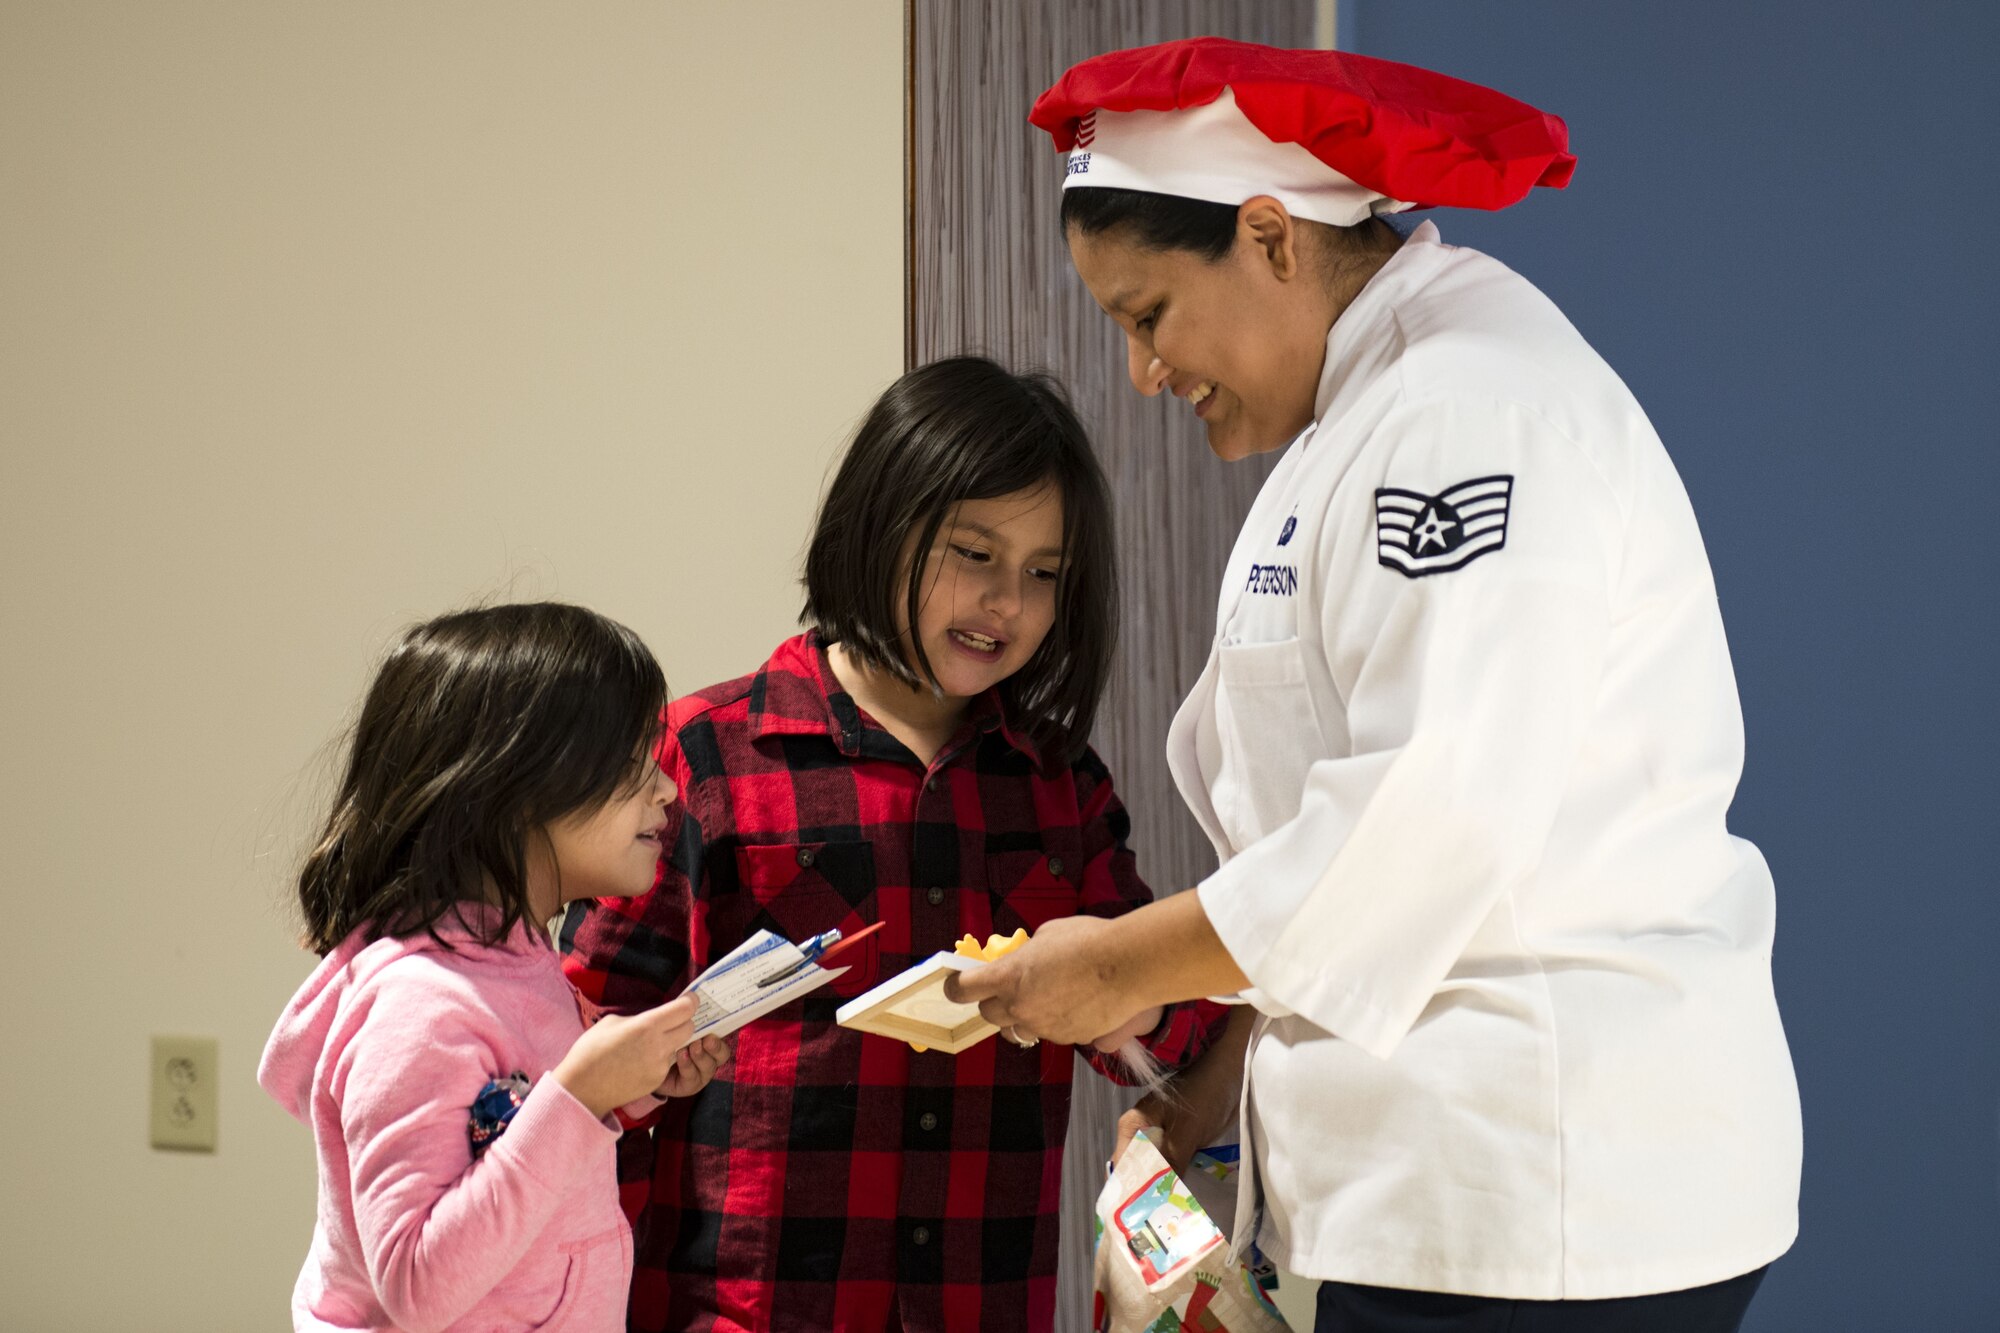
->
xmin=260 ymin=603 xmax=729 ymax=1332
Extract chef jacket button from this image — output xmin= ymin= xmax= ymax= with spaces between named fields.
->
xmin=912 ymin=1226 xmax=932 ymax=1246
xmin=796 ymin=847 xmax=816 ymax=868
xmin=925 ymin=886 xmax=946 ymax=907
xmin=918 ymin=1112 xmax=939 ymax=1131
xmin=1047 ymin=856 xmax=1064 ymax=878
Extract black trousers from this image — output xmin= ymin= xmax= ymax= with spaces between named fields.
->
xmin=1315 ymin=1266 xmax=1768 ymax=1333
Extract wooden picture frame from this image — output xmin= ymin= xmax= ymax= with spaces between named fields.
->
xmin=836 ymin=953 xmax=999 ymax=1053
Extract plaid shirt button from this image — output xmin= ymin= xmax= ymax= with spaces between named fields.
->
xmin=925 ymin=886 xmax=945 ymax=906
xmin=919 ymin=1112 xmax=939 ymax=1131
xmin=796 ymin=847 xmax=816 ymax=868
xmin=1047 ymin=856 xmax=1065 ymax=878
xmin=912 ymin=1226 xmax=932 ymax=1246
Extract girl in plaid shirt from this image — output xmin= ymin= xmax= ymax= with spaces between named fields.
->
xmin=562 ymin=357 xmax=1231 ymax=1333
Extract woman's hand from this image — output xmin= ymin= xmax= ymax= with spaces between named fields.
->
xmin=945 ymin=914 xmax=1149 ymax=1046
xmin=550 ymin=995 xmax=699 ymax=1119
xmin=655 ymin=1033 xmax=730 ymax=1098
xmin=943 ymin=891 xmax=1250 ymax=1046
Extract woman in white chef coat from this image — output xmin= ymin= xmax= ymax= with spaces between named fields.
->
xmin=947 ymin=38 xmax=1802 ymax=1333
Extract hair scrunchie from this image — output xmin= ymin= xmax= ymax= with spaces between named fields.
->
xmin=468 ymin=1072 xmax=533 ymax=1157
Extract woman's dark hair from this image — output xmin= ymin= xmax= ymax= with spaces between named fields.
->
xmin=1062 ymin=186 xmax=1242 ymax=260
xmin=297 ymin=602 xmax=667 ymax=955
xmin=1061 ymin=185 xmax=1405 ymax=267
xmin=802 ymin=355 xmax=1116 ymax=763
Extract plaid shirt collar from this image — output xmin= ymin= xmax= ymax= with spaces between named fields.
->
xmin=749 ymin=630 xmax=1041 ymax=766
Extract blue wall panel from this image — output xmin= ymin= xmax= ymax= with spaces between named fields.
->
xmin=1341 ymin=3 xmax=1999 ymax=1327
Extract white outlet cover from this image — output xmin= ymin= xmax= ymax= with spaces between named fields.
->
xmin=150 ymin=1034 xmax=218 ymax=1152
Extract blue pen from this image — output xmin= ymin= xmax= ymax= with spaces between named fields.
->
xmin=755 ymin=929 xmax=842 ymax=988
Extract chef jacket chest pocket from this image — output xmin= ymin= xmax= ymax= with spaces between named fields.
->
xmin=986 ymin=847 xmax=1080 ymax=936
xmin=734 ymin=840 xmax=878 ymax=998
xmin=1213 ymin=637 xmax=1327 ymax=849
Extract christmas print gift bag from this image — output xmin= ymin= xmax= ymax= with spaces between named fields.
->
xmin=1090 ymin=1132 xmax=1290 ymax=1333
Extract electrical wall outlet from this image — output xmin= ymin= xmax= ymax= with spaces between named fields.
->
xmin=150 ymin=1034 xmax=218 ymax=1152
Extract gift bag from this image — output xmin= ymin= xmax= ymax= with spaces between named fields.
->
xmin=1091 ymin=1133 xmax=1291 ymax=1333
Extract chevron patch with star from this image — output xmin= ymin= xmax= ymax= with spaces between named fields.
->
xmin=1374 ymin=475 xmax=1514 ymax=578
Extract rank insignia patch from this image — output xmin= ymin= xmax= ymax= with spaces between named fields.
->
xmin=1375 ymin=475 xmax=1514 ymax=578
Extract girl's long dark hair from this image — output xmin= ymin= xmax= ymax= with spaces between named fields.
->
xmin=801 ymin=356 xmax=1116 ymax=764
xmin=297 ymin=602 xmax=666 ymax=955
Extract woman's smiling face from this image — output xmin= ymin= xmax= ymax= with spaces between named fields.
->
xmin=1065 ymin=199 xmax=1344 ymax=462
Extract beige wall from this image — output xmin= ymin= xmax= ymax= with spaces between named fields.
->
xmin=0 ymin=3 xmax=903 ymax=1326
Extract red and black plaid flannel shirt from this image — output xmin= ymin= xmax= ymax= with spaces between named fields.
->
xmin=560 ymin=632 xmax=1229 ymax=1333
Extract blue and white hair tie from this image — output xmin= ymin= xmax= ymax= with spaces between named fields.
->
xmin=468 ymin=1072 xmax=533 ymax=1157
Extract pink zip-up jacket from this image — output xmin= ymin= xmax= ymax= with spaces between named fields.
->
xmin=259 ymin=906 xmax=632 ymax=1332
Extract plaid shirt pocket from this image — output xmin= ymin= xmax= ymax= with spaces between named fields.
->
xmin=987 ymin=848 xmax=1080 ymax=935
xmin=735 ymin=840 xmax=880 ymax=997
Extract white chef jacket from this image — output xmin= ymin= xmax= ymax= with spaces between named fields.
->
xmin=1172 ymin=221 xmax=1801 ymax=1300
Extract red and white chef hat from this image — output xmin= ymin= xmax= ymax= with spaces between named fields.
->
xmin=1030 ymin=37 xmax=1576 ymax=226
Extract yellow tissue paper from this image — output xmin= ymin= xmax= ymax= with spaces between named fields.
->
xmin=954 ymin=928 xmax=1029 ymax=962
